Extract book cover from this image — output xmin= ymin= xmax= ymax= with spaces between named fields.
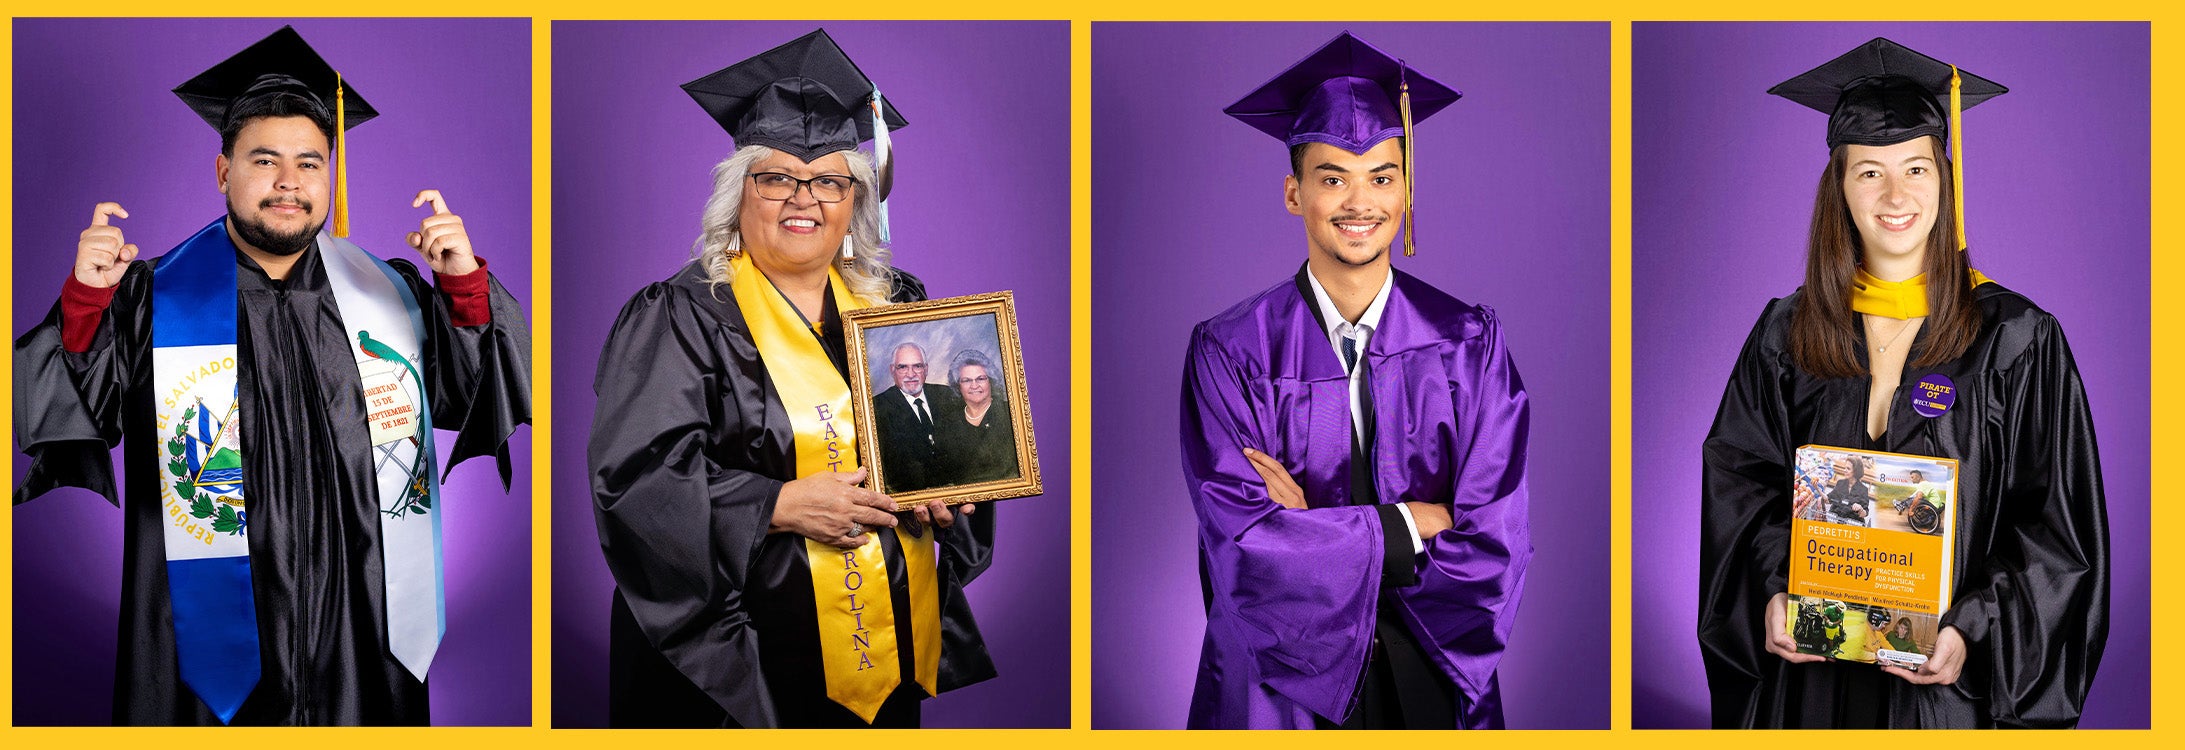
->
xmin=1784 ymin=445 xmax=1958 ymax=668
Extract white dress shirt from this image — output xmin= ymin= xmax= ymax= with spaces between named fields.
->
xmin=1304 ymin=267 xmax=1422 ymax=554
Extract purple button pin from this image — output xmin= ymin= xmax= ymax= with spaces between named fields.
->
xmin=1909 ymin=373 xmax=1956 ymax=418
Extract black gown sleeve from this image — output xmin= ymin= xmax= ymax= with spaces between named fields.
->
xmin=1937 ymin=315 xmax=2109 ymax=728
xmin=1373 ymin=504 xmax=1418 ymax=588
xmin=388 ymin=259 xmax=532 ymax=488
xmin=588 ymin=283 xmax=783 ymax=727
xmin=1696 ymin=298 xmax=1798 ymax=727
xmin=14 ymin=262 xmax=152 ymax=505
xmin=934 ymin=497 xmax=998 ymax=692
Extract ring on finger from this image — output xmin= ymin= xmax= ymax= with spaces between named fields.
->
xmin=847 ymin=522 xmax=865 ymax=537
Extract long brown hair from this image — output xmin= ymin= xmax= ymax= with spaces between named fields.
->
xmin=1789 ymin=137 xmax=1980 ymax=379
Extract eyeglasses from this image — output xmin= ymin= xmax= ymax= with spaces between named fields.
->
xmin=748 ymin=172 xmax=857 ymax=203
xmin=892 ymin=363 xmax=928 ymax=372
xmin=958 ymin=375 xmax=992 ymax=385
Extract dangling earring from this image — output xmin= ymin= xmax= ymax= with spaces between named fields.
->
xmin=725 ymin=230 xmax=742 ymax=259
xmin=840 ymin=234 xmax=857 ymax=261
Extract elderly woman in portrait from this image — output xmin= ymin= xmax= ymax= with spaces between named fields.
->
xmin=935 ymin=348 xmax=1022 ymax=484
xmin=587 ymin=30 xmax=994 ymax=729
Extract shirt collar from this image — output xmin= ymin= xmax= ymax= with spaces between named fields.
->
xmin=1304 ymin=265 xmax=1394 ymax=343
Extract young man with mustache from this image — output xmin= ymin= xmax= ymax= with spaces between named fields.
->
xmin=1180 ymin=32 xmax=1531 ymax=730
xmin=13 ymin=26 xmax=530 ymax=725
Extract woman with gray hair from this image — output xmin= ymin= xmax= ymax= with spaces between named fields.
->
xmin=588 ymin=30 xmax=994 ymax=729
xmin=936 ymin=348 xmax=1021 ymax=484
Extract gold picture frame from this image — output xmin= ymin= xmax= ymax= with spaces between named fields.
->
xmin=844 ymin=291 xmax=1042 ymax=507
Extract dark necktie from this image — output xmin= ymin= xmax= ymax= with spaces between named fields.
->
xmin=1342 ymin=335 xmax=1359 ymax=373
xmin=1349 ymin=338 xmax=1376 ymax=506
xmin=914 ymin=396 xmax=933 ymax=441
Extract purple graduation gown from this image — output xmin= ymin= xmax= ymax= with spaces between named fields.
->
xmin=1180 ymin=266 xmax=1532 ymax=729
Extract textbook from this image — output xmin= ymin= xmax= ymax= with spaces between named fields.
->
xmin=1784 ymin=445 xmax=1958 ymax=669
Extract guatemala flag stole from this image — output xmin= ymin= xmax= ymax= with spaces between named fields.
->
xmin=150 ymin=218 xmax=444 ymax=723
xmin=725 ymin=253 xmax=941 ymax=723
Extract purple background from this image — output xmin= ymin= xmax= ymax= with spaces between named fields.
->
xmin=1630 ymin=22 xmax=2149 ymax=729
xmin=1090 ymin=23 xmax=1610 ymax=729
xmin=10 ymin=19 xmax=533 ymax=725
xmin=548 ymin=21 xmax=1070 ymax=728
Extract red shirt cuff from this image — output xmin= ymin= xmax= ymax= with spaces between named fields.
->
xmin=437 ymin=256 xmax=492 ymax=328
xmin=61 ymin=274 xmax=119 ymax=353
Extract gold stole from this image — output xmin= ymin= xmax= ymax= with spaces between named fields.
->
xmin=727 ymin=254 xmax=941 ymax=722
xmin=1849 ymin=268 xmax=1994 ymax=320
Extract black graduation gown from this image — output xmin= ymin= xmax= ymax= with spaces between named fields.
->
xmin=1698 ymin=282 xmax=2109 ymax=728
xmin=13 ymin=243 xmax=531 ymax=726
xmin=588 ymin=261 xmax=997 ymax=729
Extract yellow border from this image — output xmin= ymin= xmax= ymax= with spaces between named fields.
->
xmin=0 ymin=3 xmax=2174 ymax=748
xmin=2 ymin=10 xmax=15 ymax=734
xmin=1609 ymin=17 xmax=1632 ymax=733
xmin=1070 ymin=14 xmax=1095 ymax=735
xmin=529 ymin=16 xmax=553 ymax=732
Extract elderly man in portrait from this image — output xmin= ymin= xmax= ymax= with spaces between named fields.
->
xmin=871 ymin=341 xmax=962 ymax=491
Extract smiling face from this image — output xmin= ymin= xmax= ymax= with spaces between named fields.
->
xmin=891 ymin=344 xmax=928 ymax=395
xmin=957 ymin=363 xmax=992 ymax=408
xmin=739 ymin=149 xmax=857 ymax=276
xmin=217 ymin=115 xmax=331 ymax=256
xmin=1286 ymin=139 xmax=1405 ymax=268
xmin=1840 ymin=137 xmax=1943 ymax=268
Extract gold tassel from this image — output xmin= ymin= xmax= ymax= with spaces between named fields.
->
xmin=334 ymin=72 xmax=350 ymax=238
xmin=1399 ymin=79 xmax=1415 ymax=257
xmin=1949 ymin=66 xmax=1964 ymax=252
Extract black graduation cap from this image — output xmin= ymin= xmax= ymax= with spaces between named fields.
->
xmin=682 ymin=28 xmax=907 ymax=163
xmin=172 ymin=25 xmax=372 ymax=237
xmin=1767 ymin=37 xmax=2005 ymax=150
xmin=173 ymin=25 xmax=377 ymax=135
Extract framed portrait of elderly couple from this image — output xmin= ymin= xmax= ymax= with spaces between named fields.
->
xmin=847 ymin=292 xmax=1043 ymax=505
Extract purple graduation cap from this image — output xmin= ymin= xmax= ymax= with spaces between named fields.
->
xmin=1225 ymin=32 xmax=1461 ymax=256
